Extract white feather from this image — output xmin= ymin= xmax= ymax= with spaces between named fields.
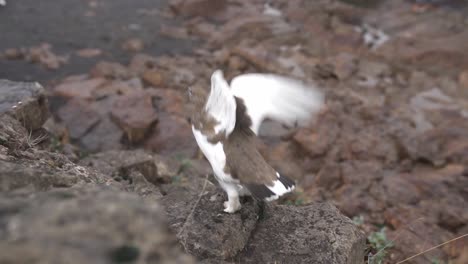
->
xmin=230 ymin=73 xmax=324 ymax=134
xmin=265 ymin=172 xmax=295 ymax=201
xmin=0 ymin=0 xmax=5 ymax=6
xmin=192 ymin=126 xmax=238 ymax=184
xmin=205 ymin=70 xmax=237 ymax=136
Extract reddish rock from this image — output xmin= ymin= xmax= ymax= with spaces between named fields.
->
xmin=149 ymin=88 xmax=185 ymax=116
xmin=3 ymin=48 xmax=24 ymax=60
xmin=328 ymin=52 xmax=357 ymax=80
xmin=76 ymin=48 xmax=102 ymax=58
xmin=110 ymin=91 xmax=157 ymax=143
xmin=121 ymin=38 xmax=144 ymax=52
xmin=90 ymin=61 xmax=132 ymax=79
xmin=188 ymin=21 xmax=216 ymax=39
xmin=54 ymin=78 xmax=106 ymax=99
xmin=212 ymin=16 xmax=275 ymax=46
xmin=459 ymin=69 xmax=468 ymax=89
xmin=169 ymin=0 xmax=227 ymax=18
xmin=57 ymin=99 xmax=100 ymax=140
xmin=159 ymin=25 xmax=189 ymax=39
xmin=93 ymin=78 xmax=143 ymax=98
xmin=315 ymin=162 xmax=343 ymax=191
xmin=28 ymin=43 xmax=68 ymax=70
xmin=128 ymin=53 xmax=158 ymax=75
xmin=144 ymin=112 xmax=196 ymax=157
xmin=142 ymin=70 xmax=165 ymax=87
xmin=293 ymin=110 xmax=339 ymax=159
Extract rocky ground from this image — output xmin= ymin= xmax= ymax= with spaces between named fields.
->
xmin=1 ymin=0 xmax=468 ymax=263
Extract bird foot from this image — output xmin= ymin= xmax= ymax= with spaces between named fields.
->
xmin=223 ymin=200 xmax=241 ymax=213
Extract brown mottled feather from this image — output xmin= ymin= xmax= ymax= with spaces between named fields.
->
xmin=223 ymin=97 xmax=277 ymax=185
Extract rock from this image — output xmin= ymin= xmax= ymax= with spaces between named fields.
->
xmin=406 ymin=117 xmax=468 ymax=166
xmin=160 ymin=170 xmax=366 ymax=263
xmin=459 ymin=69 xmax=468 ymax=90
xmin=79 ymin=149 xmax=166 ymax=185
xmin=160 ymin=174 xmax=261 ymax=260
xmin=212 ymin=16 xmax=277 ymax=46
xmin=189 ymin=21 xmax=216 ymax=39
xmin=121 ymin=38 xmax=144 ymax=52
xmin=169 ymin=0 xmax=227 ymax=18
xmin=0 ymin=158 xmax=107 ymax=192
xmin=93 ymin=78 xmax=144 ymax=99
xmin=3 ymin=48 xmax=25 ymax=60
xmin=0 ymin=115 xmax=30 ymax=150
xmin=110 ymin=91 xmax=158 ymax=143
xmin=90 ymin=61 xmax=132 ymax=80
xmin=57 ymin=99 xmax=100 ymax=140
xmin=293 ymin=109 xmax=339 ymax=159
xmin=27 ymin=43 xmax=68 ymax=70
xmin=142 ymin=70 xmax=166 ymax=87
xmin=0 ymin=117 xmax=110 ymax=192
xmin=0 ymin=79 xmax=49 ymax=131
xmin=144 ymin=112 xmax=196 ymax=157
xmin=328 ymin=52 xmax=358 ymax=80
xmin=357 ymin=59 xmax=391 ymax=81
xmin=129 ymin=53 xmax=159 ymax=76
xmin=240 ymin=203 xmax=366 ymax=264
xmin=54 ymin=78 xmax=107 ymax=99
xmin=150 ymin=88 xmax=185 ymax=116
xmin=160 ymin=24 xmax=190 ymax=39
xmin=0 ymin=186 xmax=195 ymax=264
xmin=80 ymin=116 xmax=124 ymax=152
xmin=76 ymin=48 xmax=102 ymax=58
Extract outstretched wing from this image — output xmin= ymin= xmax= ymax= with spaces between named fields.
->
xmin=230 ymin=73 xmax=324 ymax=134
xmin=205 ymin=70 xmax=237 ymax=136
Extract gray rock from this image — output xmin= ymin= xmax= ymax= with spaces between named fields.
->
xmin=0 ymin=159 xmax=101 ymax=192
xmin=0 ymin=79 xmax=49 ymax=130
xmin=79 ymin=149 xmax=164 ymax=185
xmin=0 ymin=186 xmax=195 ymax=264
xmin=160 ymin=169 xmax=365 ymax=263
xmin=160 ymin=172 xmax=261 ymax=260
xmin=240 ymin=203 xmax=366 ymax=264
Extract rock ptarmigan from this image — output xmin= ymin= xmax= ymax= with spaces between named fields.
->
xmin=189 ymin=70 xmax=324 ymax=213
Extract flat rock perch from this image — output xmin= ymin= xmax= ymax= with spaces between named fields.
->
xmin=241 ymin=203 xmax=366 ymax=264
xmin=161 ymin=175 xmax=366 ymax=263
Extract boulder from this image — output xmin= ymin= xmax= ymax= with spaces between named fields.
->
xmin=53 ymin=78 xmax=107 ymax=99
xmin=57 ymin=99 xmax=101 ymax=140
xmin=160 ymin=166 xmax=366 ymax=263
xmin=90 ymin=61 xmax=133 ymax=80
xmin=79 ymin=149 xmax=167 ymax=185
xmin=0 ymin=186 xmax=195 ymax=264
xmin=0 ymin=79 xmax=49 ymax=130
xmin=110 ymin=91 xmax=158 ymax=143
xmin=161 ymin=173 xmax=261 ymax=260
xmin=240 ymin=203 xmax=366 ymax=264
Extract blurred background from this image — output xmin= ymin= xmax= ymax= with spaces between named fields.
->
xmin=1 ymin=0 xmax=467 ymax=263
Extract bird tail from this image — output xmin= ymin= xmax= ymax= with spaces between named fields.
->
xmin=246 ymin=172 xmax=296 ymax=202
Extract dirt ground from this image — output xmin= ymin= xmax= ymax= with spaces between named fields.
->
xmin=1 ymin=0 xmax=467 ymax=263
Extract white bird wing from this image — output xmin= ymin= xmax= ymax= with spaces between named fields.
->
xmin=205 ymin=70 xmax=237 ymax=136
xmin=230 ymin=73 xmax=324 ymax=134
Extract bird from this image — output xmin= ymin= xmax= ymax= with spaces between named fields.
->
xmin=188 ymin=70 xmax=324 ymax=213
